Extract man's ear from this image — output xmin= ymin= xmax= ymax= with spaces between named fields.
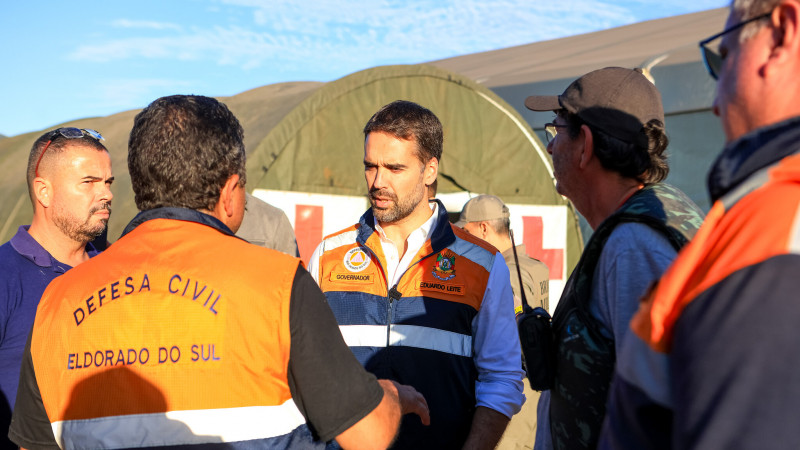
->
xmin=218 ymin=174 xmax=241 ymax=218
xmin=424 ymin=157 xmax=439 ymax=186
xmin=767 ymin=1 xmax=800 ymax=72
xmin=478 ymin=221 xmax=491 ymax=240
xmin=578 ymin=124 xmax=595 ymax=169
xmin=33 ymin=177 xmax=52 ymax=208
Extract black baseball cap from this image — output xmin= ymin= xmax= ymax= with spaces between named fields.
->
xmin=525 ymin=67 xmax=664 ymax=146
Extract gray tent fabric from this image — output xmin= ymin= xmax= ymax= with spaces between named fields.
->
xmin=432 ymin=8 xmax=729 ymax=211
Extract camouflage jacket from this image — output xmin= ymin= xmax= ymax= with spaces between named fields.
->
xmin=549 ymin=183 xmax=704 ymax=450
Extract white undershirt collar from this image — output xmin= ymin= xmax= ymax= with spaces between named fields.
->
xmin=373 ymin=202 xmax=439 ymax=287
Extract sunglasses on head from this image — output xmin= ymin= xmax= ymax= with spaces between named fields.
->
xmin=34 ymin=128 xmax=104 ymax=177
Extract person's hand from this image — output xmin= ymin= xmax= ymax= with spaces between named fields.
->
xmin=382 ymin=380 xmax=430 ymax=425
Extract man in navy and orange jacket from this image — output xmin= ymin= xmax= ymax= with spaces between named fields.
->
xmin=308 ymin=100 xmax=524 ymax=449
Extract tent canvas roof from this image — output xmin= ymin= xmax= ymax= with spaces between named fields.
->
xmin=431 ymin=8 xmax=727 ymax=89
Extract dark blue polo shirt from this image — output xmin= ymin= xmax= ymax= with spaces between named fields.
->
xmin=0 ymin=226 xmax=97 ymax=441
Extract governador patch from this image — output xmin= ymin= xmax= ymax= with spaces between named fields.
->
xmin=331 ymin=272 xmax=374 ymax=283
xmin=432 ymin=249 xmax=456 ymax=281
xmin=344 ymin=247 xmax=371 ymax=272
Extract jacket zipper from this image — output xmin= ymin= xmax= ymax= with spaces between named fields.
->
xmin=387 ymin=285 xmax=402 ymax=346
xmin=363 ymin=244 xmax=443 ymax=346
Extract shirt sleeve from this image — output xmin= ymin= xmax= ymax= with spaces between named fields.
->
xmin=595 ymin=224 xmax=678 ymax=450
xmin=274 ymin=210 xmax=300 ymax=258
xmin=471 ymin=254 xmax=525 ymax=419
xmin=590 ymin=223 xmax=676 ymax=354
xmin=286 ymin=265 xmax=384 ymax=442
xmin=534 ymin=390 xmax=554 ymax=450
xmin=306 ymin=242 xmax=325 ymax=285
xmin=8 ymin=329 xmax=59 ymax=450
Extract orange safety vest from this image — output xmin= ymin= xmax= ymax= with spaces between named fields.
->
xmin=30 ymin=211 xmax=313 ymax=448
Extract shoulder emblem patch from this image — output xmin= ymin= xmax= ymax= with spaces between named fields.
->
xmin=432 ymin=249 xmax=456 ymax=281
xmin=344 ymin=247 xmax=371 ymax=272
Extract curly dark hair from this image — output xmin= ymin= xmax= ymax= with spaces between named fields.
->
xmin=128 ymin=95 xmax=246 ymax=211
xmin=560 ymin=111 xmax=669 ymax=184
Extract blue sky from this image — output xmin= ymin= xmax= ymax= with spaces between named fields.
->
xmin=1 ymin=0 xmax=728 ymax=137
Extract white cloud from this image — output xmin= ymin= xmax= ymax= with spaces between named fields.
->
xmin=68 ymin=0 xmax=727 ymax=77
xmin=87 ymin=78 xmax=195 ymax=111
xmin=112 ymin=19 xmax=183 ymax=32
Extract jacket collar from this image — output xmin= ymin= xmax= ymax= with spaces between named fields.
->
xmin=356 ymin=198 xmax=456 ymax=254
xmin=120 ymin=207 xmax=237 ymax=239
xmin=708 ymin=116 xmax=800 ymax=203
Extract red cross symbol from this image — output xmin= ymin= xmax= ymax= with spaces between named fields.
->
xmin=522 ymin=216 xmax=564 ymax=280
xmin=296 ymin=204 xmax=323 ymax=265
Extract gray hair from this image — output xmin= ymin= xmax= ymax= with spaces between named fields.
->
xmin=732 ymin=0 xmax=779 ymax=41
xmin=487 ymin=217 xmax=510 ymax=235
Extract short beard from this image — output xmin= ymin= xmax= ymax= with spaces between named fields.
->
xmin=370 ymin=182 xmax=426 ymax=224
xmin=53 ymin=203 xmax=111 ymax=243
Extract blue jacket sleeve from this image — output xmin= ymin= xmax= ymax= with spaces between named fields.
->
xmin=472 ymin=254 xmax=525 ymax=419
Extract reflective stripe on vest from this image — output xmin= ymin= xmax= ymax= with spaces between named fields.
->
xmin=339 ymin=324 xmax=473 ymax=357
xmin=53 ymin=402 xmax=305 ymax=449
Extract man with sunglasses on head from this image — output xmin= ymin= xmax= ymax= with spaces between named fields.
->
xmin=524 ymin=67 xmax=704 ymax=450
xmin=601 ymin=1 xmax=800 ymax=449
xmin=0 ymin=127 xmax=113 ymax=448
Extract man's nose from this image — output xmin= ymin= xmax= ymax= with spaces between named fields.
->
xmin=372 ymin=167 xmax=388 ymax=188
xmin=100 ymin=183 xmax=113 ymax=203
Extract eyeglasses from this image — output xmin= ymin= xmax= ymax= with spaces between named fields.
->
xmin=543 ymin=123 xmax=569 ymax=144
xmin=699 ymin=12 xmax=771 ymax=80
xmin=34 ymin=128 xmax=104 ymax=177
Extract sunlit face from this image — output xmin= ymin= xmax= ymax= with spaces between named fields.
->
xmin=48 ymin=145 xmax=114 ymax=243
xmin=546 ymin=116 xmax=581 ymax=200
xmin=712 ymin=11 xmax=770 ymax=142
xmin=364 ymin=131 xmax=433 ymax=225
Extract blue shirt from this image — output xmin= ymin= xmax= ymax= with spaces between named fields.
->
xmin=0 ymin=226 xmax=98 ymax=417
xmin=535 ymin=222 xmax=676 ymax=450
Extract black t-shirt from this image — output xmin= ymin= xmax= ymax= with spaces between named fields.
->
xmin=9 ymin=266 xmax=382 ymax=448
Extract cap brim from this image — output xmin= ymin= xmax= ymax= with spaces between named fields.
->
xmin=524 ymin=95 xmax=561 ymax=112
